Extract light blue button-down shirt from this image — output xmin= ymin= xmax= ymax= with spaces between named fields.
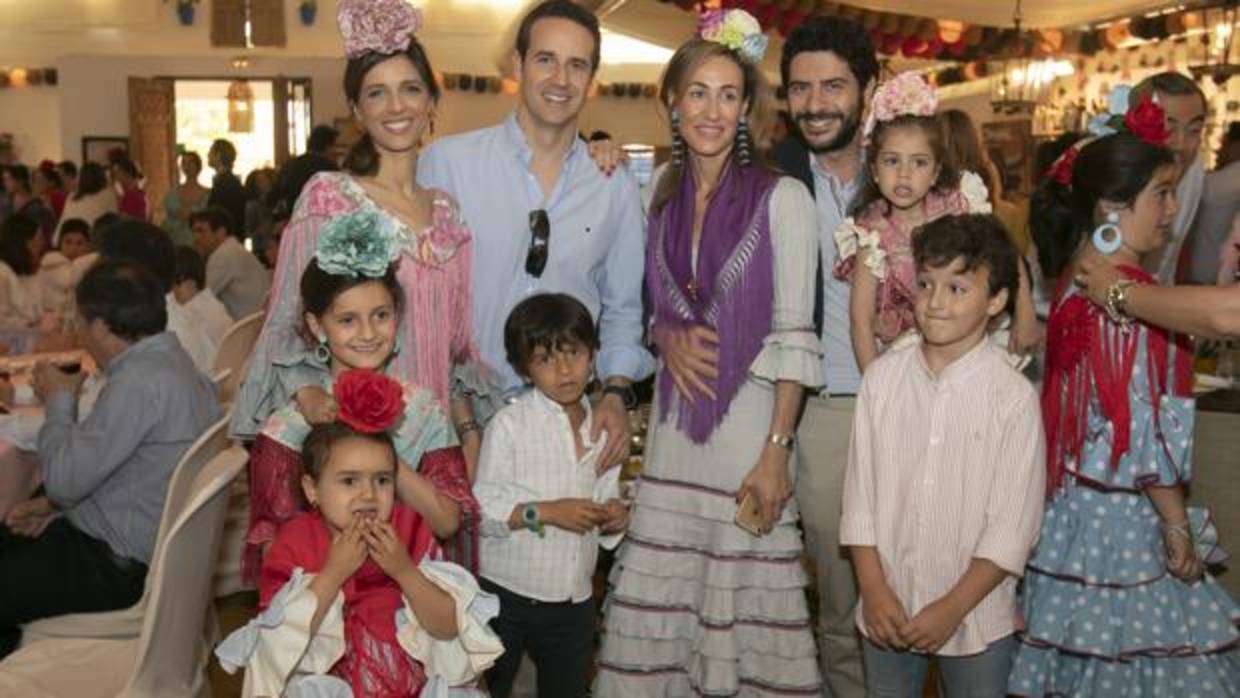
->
xmin=419 ymin=113 xmax=655 ymax=393
xmin=809 ymin=153 xmax=863 ymax=395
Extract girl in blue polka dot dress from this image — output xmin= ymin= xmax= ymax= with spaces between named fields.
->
xmin=1008 ymin=129 xmax=1240 ymax=696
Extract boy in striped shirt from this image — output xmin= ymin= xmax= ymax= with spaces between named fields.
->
xmin=840 ymin=213 xmax=1045 ymax=696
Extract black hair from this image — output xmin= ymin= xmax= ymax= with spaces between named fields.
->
xmin=111 ymin=156 xmax=142 ymax=180
xmin=0 ymin=214 xmax=38 ymax=276
xmin=244 ymin=168 xmax=274 ymax=199
xmin=1030 ymin=133 xmax=1174 ymax=280
xmin=210 ymin=139 xmax=237 ymax=169
xmin=58 ymin=217 xmax=91 ymax=243
xmin=180 ymin=151 xmax=203 ymax=172
xmin=75 ymin=162 xmax=108 ymax=199
xmin=307 ymin=125 xmax=339 ymax=153
xmin=1131 ymin=71 xmax=1206 ymax=111
xmin=780 ymin=16 xmax=879 ymax=94
xmin=342 ymin=39 xmax=441 ymax=177
xmin=1034 ymin=131 xmax=1082 ymax=182
xmin=98 ymin=220 xmax=177 ymax=291
xmin=850 ymin=114 xmax=960 ymax=216
xmin=34 ymin=164 xmax=62 ymax=191
xmin=5 ymin=165 xmax=31 ymax=192
xmin=188 ymin=206 xmax=236 ymax=235
xmin=301 ymin=421 xmax=397 ymax=481
xmin=57 ymin=160 xmax=78 ymax=179
xmin=76 ymin=259 xmax=168 ymax=342
xmin=515 ymin=0 xmax=601 ymax=74
xmin=914 ymin=213 xmax=1019 ymax=315
xmin=588 ymin=130 xmax=612 ymax=142
xmin=504 ymin=292 xmax=598 ymax=375
xmin=300 ymin=261 xmax=405 ymax=319
xmin=174 ymin=245 xmax=207 ymax=288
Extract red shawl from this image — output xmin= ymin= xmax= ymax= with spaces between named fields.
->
xmin=1042 ymin=265 xmax=1193 ymax=495
xmin=259 ymin=505 xmax=439 ymax=697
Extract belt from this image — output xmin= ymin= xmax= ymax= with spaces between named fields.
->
xmin=480 ymin=577 xmax=581 ymax=607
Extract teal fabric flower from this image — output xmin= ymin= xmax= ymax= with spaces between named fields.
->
xmin=316 ymin=209 xmax=400 ymax=277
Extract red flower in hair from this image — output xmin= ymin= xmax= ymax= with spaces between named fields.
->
xmin=1124 ymin=95 xmax=1170 ymax=146
xmin=333 ymin=369 xmax=405 ymax=434
xmin=1047 ymin=145 xmax=1079 ymax=186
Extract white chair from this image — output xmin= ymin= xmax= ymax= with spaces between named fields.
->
xmin=211 ymin=311 xmax=264 ymax=405
xmin=20 ymin=413 xmax=233 ymax=645
xmin=0 ymin=446 xmax=249 ymax=698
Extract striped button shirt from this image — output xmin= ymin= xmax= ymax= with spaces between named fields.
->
xmin=840 ymin=338 xmax=1046 ymax=656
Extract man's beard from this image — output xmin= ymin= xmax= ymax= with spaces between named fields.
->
xmin=794 ymin=103 xmax=863 ymax=154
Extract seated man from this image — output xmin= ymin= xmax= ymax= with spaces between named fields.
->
xmin=172 ymin=245 xmax=234 ymax=341
xmin=190 ymin=207 xmax=271 ymax=320
xmin=0 ymin=260 xmax=221 ymax=657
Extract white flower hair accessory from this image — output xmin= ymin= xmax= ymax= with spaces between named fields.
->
xmin=863 ymin=71 xmax=938 ymax=140
xmin=697 ymin=9 xmax=769 ymax=65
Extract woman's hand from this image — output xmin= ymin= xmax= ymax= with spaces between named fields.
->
xmin=592 ymin=390 xmax=632 ymax=471
xmin=295 ymin=385 xmax=338 ymax=424
xmin=586 ymin=138 xmax=627 ymax=177
xmin=653 ymin=323 xmax=719 ymax=402
xmin=1074 ymin=252 xmax=1123 ymax=307
xmin=737 ymin=444 xmax=791 ymax=534
xmin=1162 ymin=521 xmax=1204 ymax=583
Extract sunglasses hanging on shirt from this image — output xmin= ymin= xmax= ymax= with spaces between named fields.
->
xmin=525 ymin=209 xmax=550 ymax=278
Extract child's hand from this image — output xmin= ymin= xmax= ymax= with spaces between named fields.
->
xmin=1162 ymin=522 xmax=1204 ymax=582
xmin=600 ymin=498 xmax=629 ymax=534
xmin=899 ymin=597 xmax=966 ymax=653
xmin=323 ymin=515 xmax=368 ymax=581
xmin=363 ymin=519 xmax=416 ymax=579
xmin=541 ymin=498 xmax=607 ymax=534
xmin=295 ymin=385 xmax=338 ymax=424
xmin=860 ymin=582 xmax=909 ymax=650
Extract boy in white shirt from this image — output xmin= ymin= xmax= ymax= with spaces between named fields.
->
xmin=473 ymin=292 xmax=628 ymax=698
xmin=171 ymin=245 xmax=235 ymax=341
xmin=840 ymin=214 xmax=1045 ymax=696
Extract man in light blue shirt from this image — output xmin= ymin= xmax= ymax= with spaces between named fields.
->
xmin=771 ymin=17 xmax=877 ymax=698
xmin=419 ymin=0 xmax=653 ymax=469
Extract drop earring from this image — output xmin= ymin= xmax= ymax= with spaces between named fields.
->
xmin=1092 ymin=211 xmax=1124 ymax=255
xmin=314 ymin=336 xmax=331 ymax=363
xmin=670 ymin=110 xmax=685 ymax=167
xmin=736 ymin=115 xmax=752 ymax=167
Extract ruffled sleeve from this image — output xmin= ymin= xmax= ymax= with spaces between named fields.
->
xmin=231 ymin=173 xmax=356 ymax=440
xmin=750 ymin=177 xmax=825 ymax=389
xmin=833 ymin=217 xmax=886 ymax=283
xmin=214 ymin=568 xmax=347 ymax=698
xmin=394 ymin=560 xmax=505 ymax=697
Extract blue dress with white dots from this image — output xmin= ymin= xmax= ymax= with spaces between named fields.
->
xmin=1009 ymin=319 xmax=1240 ymax=697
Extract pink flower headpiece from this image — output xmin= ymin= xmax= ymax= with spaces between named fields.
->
xmin=862 ymin=71 xmax=938 ymax=140
xmin=337 ymin=0 xmax=424 ymax=60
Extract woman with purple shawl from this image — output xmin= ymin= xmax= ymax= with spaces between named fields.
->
xmin=595 ymin=10 xmax=825 ymax=695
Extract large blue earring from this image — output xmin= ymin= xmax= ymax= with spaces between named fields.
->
xmin=1092 ymin=211 xmax=1124 ymax=255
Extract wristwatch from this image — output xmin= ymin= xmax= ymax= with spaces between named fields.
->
xmin=521 ymin=503 xmax=545 ymax=538
xmin=602 ymin=384 xmax=638 ymax=410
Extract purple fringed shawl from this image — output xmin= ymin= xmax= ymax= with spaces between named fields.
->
xmin=648 ymin=161 xmax=778 ymax=444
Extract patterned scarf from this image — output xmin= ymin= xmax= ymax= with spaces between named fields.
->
xmin=648 ymin=160 xmax=777 ymax=443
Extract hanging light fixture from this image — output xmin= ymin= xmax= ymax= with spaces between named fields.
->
xmin=227 ymin=79 xmax=254 ymax=133
xmin=990 ymin=0 xmax=1063 ymax=115
xmin=1189 ymin=4 xmax=1237 ymax=85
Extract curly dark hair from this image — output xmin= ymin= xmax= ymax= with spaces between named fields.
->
xmin=914 ymin=213 xmax=1020 ymax=316
xmin=301 ymin=421 xmax=397 ymax=481
xmin=780 ymin=16 xmax=879 ymax=93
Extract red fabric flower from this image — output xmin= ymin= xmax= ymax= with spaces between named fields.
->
xmin=1124 ymin=95 xmax=1170 ymax=146
xmin=1046 ymin=145 xmax=1079 ymax=186
xmin=333 ymin=369 xmax=405 ymax=434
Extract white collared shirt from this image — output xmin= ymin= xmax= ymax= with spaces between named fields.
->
xmin=474 ymin=388 xmax=613 ymax=603
xmin=840 ymin=338 xmax=1046 ymax=655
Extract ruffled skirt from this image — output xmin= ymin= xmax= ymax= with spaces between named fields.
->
xmin=1009 ymin=481 xmax=1240 ymax=697
xmin=595 ymin=380 xmax=821 ymax=696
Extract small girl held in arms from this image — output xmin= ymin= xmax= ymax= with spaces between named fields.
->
xmin=834 ymin=71 xmax=1038 ymax=372
xmin=1008 ymin=94 xmax=1239 ymax=696
xmin=244 ymin=212 xmax=478 ymax=582
xmin=217 ymin=369 xmax=503 ymax=697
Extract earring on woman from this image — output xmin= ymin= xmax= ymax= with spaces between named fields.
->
xmin=314 ymin=336 xmax=331 ymax=363
xmin=736 ymin=115 xmax=752 ymax=167
xmin=1092 ymin=211 xmax=1124 ymax=255
xmin=671 ymin=110 xmax=685 ymax=167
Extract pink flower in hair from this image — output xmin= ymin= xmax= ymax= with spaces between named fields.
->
xmin=337 ymin=0 xmax=424 ymax=59
xmin=863 ymin=71 xmax=938 ymax=139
